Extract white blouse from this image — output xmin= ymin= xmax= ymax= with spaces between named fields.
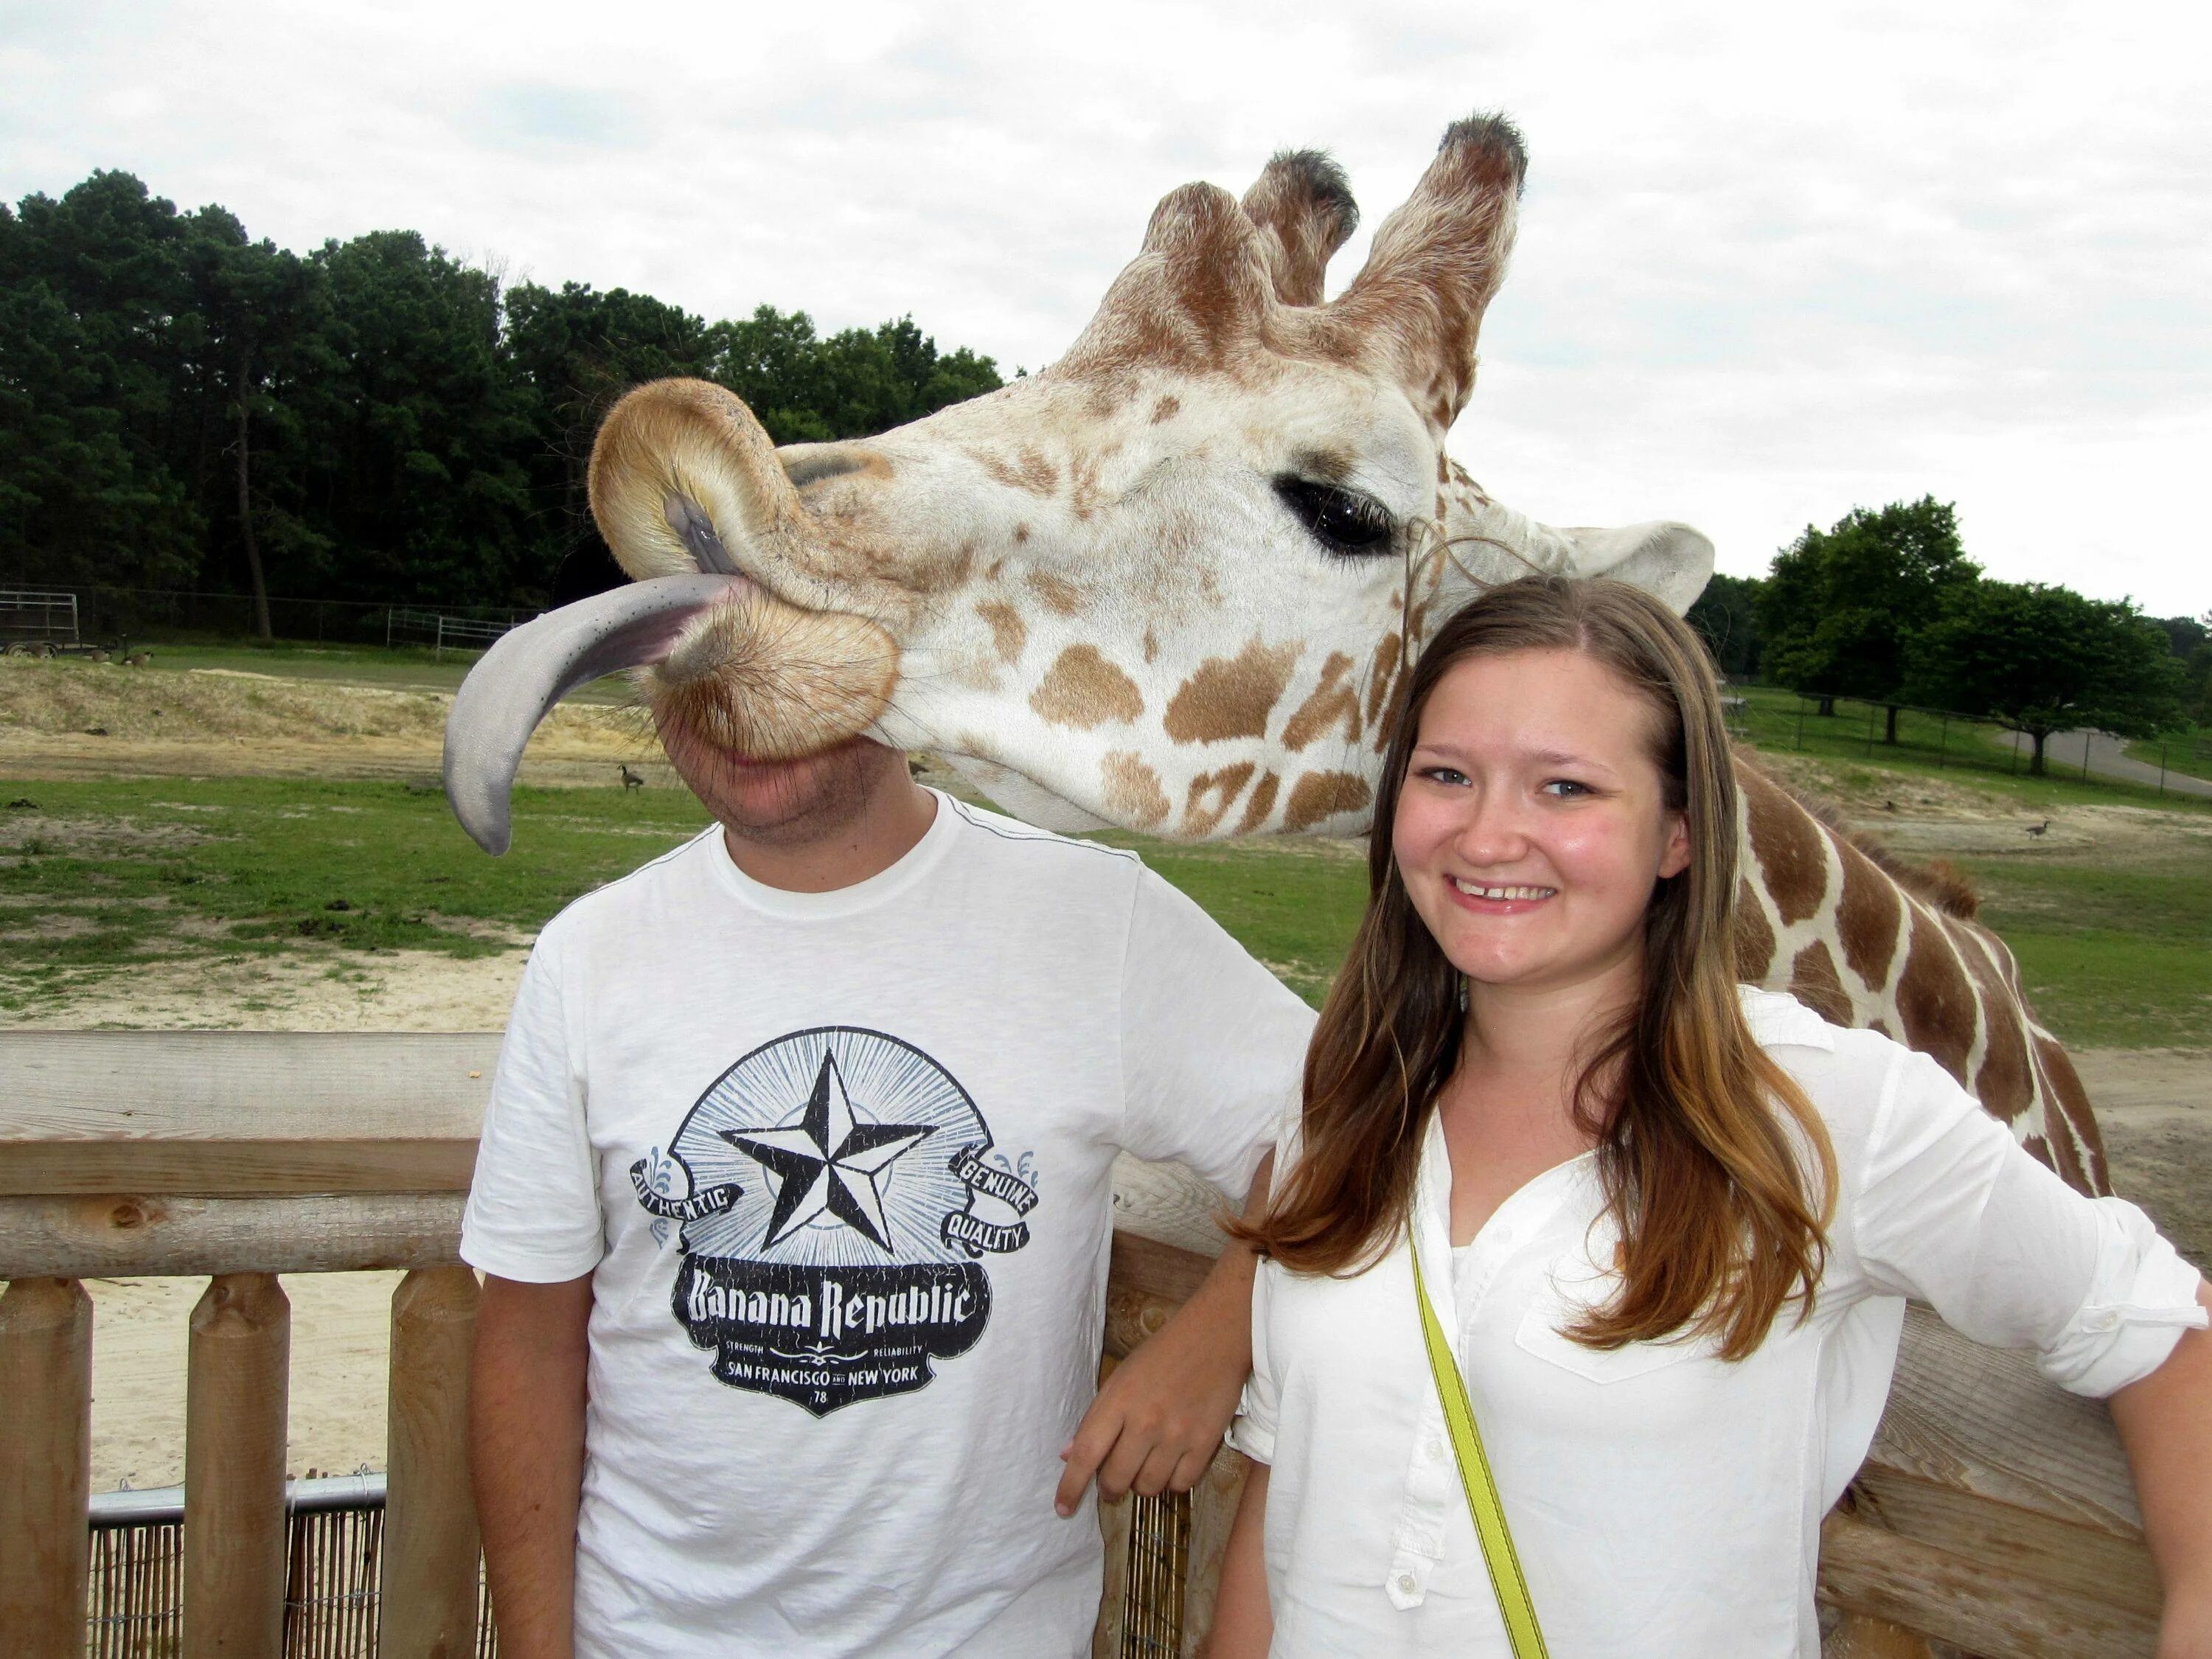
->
xmin=1229 ymin=988 xmax=2205 ymax=1658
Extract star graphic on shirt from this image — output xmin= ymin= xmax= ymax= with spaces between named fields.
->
xmin=721 ymin=1051 xmax=934 ymax=1252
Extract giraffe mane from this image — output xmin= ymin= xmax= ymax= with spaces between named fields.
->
xmin=1747 ymin=761 xmax=1980 ymax=920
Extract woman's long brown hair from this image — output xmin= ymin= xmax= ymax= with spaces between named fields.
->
xmin=1236 ymin=575 xmax=1836 ymax=1360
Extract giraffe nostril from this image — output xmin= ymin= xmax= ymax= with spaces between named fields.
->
xmin=663 ymin=492 xmax=742 ymax=576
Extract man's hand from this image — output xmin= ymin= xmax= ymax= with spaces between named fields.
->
xmin=1056 ymin=1155 xmax=1273 ymax=1517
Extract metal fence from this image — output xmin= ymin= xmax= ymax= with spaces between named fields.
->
xmin=1731 ymin=686 xmax=2208 ymax=796
xmin=0 ymin=588 xmax=81 ymax=650
xmin=384 ymin=608 xmax=520 ymax=658
xmin=19 ymin=586 xmax=535 ymax=651
xmin=84 ymin=1474 xmax=497 ymax=1658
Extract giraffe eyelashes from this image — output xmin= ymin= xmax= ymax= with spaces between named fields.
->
xmin=1272 ymin=476 xmax=1398 ymax=559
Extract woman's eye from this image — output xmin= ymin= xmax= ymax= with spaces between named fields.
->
xmin=1541 ymin=779 xmax=1591 ymax=799
xmin=1418 ymin=765 xmax=1469 ymax=787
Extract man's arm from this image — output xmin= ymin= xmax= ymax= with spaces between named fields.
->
xmin=1056 ymin=1154 xmax=1271 ymax=1515
xmin=473 ymin=1273 xmax=593 ymax=1659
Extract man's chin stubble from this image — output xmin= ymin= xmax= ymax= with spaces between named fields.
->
xmin=657 ymin=718 xmax=893 ymax=849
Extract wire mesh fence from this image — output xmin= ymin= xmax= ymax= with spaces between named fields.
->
xmin=24 ymin=586 xmax=536 ymax=652
xmin=1725 ymin=685 xmax=2208 ymax=796
xmin=84 ymin=1475 xmax=498 ymax=1658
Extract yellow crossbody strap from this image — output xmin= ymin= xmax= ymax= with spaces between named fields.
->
xmin=1409 ymin=1229 xmax=1551 ymax=1659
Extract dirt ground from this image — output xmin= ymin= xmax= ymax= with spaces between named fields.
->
xmin=5 ymin=659 xmax=2204 ymax=1490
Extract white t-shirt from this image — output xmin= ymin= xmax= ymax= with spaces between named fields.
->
xmin=1231 ymin=987 xmax=2205 ymax=1658
xmin=462 ymin=791 xmax=1314 ymax=1658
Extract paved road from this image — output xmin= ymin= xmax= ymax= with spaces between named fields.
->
xmin=2003 ymin=729 xmax=2212 ymax=799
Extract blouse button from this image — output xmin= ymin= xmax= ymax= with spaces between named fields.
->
xmin=1425 ymin=1438 xmax=1446 ymax=1461
xmin=1397 ymin=1573 xmax=1418 ymax=1594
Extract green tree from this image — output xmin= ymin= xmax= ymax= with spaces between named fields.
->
xmin=709 ymin=307 xmax=1000 ymax=443
xmin=2150 ymin=613 xmax=2211 ymax=726
xmin=1759 ymin=497 xmax=1980 ymax=737
xmin=504 ymin=281 xmax=714 ymax=594
xmin=1905 ymin=582 xmax=2184 ymax=774
xmin=1685 ymin=572 xmax=1766 ymax=678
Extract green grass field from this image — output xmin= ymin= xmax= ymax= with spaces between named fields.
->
xmin=4 ymin=767 xmax=2205 ymax=1045
xmin=1733 ymin=684 xmax=2212 ymax=813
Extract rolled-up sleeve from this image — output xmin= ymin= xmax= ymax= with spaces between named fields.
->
xmin=1853 ymin=1046 xmax=2205 ymax=1398
xmin=1228 ymin=1258 xmax=1280 ymax=1464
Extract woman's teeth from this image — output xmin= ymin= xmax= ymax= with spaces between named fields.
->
xmin=1451 ymin=878 xmax=1557 ymax=901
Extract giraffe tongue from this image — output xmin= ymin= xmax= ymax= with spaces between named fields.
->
xmin=443 ymin=573 xmax=740 ymax=855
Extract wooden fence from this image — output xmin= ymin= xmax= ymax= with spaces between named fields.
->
xmin=0 ymin=1032 xmax=2167 ymax=1657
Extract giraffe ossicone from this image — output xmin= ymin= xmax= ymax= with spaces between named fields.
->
xmin=442 ymin=113 xmax=2107 ymax=1193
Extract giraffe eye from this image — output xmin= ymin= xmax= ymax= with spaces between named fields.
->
xmin=1273 ymin=476 xmax=1397 ymax=558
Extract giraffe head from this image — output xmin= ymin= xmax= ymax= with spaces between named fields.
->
xmin=447 ymin=115 xmax=1714 ymax=849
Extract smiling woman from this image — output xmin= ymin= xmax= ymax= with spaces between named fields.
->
xmin=1210 ymin=574 xmax=2212 ymax=1659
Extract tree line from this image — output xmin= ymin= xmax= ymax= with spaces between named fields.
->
xmin=0 ymin=170 xmax=1004 ymax=629
xmin=1686 ymin=498 xmax=2206 ymax=773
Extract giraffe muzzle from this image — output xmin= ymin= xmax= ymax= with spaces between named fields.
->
xmin=442 ymin=571 xmax=902 ymax=855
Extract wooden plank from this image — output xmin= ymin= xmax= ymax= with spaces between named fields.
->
xmin=1180 ymin=1447 xmax=1249 ymax=1659
xmin=1091 ymin=1354 xmax=1131 ymax=1659
xmin=0 ymin=1278 xmax=92 ymax=1659
xmin=1868 ymin=1304 xmax=2142 ymax=1537
xmin=1 ymin=1137 xmax=478 ymax=1196
xmin=184 ymin=1273 xmax=291 ymax=1659
xmin=1104 ymin=1235 xmax=1212 ymax=1362
xmin=0 ymin=1030 xmax=500 ymax=1143
xmin=1818 ymin=1511 xmax=2157 ymax=1658
xmin=1851 ymin=1468 xmax=2158 ymax=1618
xmin=0 ymin=1193 xmax=467 ymax=1279
xmin=1822 ymin=1613 xmax=1937 ymax=1657
xmin=381 ymin=1266 xmax=481 ymax=1659
xmin=1109 ymin=1152 xmax=1233 ymax=1259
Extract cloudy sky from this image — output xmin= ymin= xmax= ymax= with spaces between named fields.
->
xmin=7 ymin=1 xmax=2206 ymax=614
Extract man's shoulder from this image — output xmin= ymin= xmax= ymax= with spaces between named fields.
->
xmin=936 ymin=795 xmax=1144 ymax=887
xmin=538 ymin=826 xmax=720 ymax=942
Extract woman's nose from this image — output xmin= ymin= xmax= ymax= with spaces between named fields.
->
xmin=1452 ymin=788 xmax=1528 ymax=865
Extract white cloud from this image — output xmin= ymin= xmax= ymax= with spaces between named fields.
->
xmin=4 ymin=0 xmax=2206 ymax=613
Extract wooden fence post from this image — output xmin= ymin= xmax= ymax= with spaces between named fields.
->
xmin=1179 ymin=1447 xmax=1250 ymax=1659
xmin=1824 ymin=1610 xmax=1937 ymax=1656
xmin=184 ymin=1272 xmax=290 ymax=1659
xmin=0 ymin=1278 xmax=93 ymax=1658
xmin=380 ymin=1265 xmax=481 ymax=1659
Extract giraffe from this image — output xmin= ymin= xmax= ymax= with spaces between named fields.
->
xmin=442 ymin=114 xmax=2105 ymax=1194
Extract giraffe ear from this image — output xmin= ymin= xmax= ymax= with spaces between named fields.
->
xmin=1328 ymin=114 xmax=1526 ymax=428
xmin=1240 ymin=150 xmax=1358 ymax=307
xmin=1557 ymin=522 xmax=1717 ymax=616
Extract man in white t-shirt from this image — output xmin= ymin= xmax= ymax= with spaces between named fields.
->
xmin=463 ymin=733 xmax=1313 ymax=1658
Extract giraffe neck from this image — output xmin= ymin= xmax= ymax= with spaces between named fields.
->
xmin=1730 ymin=760 xmax=2104 ymax=1194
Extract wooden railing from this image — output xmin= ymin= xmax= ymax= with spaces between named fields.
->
xmin=0 ymin=1032 xmax=2166 ymax=1658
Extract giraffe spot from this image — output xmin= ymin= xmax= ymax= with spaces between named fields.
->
xmin=1142 ymin=630 xmax=1158 ymax=664
xmin=1238 ymin=771 xmax=1281 ymax=833
xmin=1364 ymin=632 xmax=1403 ymax=727
xmin=1151 ymin=394 xmax=1180 ymax=424
xmin=975 ymin=600 xmax=1026 ymax=666
xmin=1282 ymin=771 xmax=1371 ymax=832
xmin=1834 ymin=840 xmax=1905 ymax=990
xmin=974 ymin=447 xmax=1057 ymax=496
xmin=1102 ymin=751 xmax=1169 ymax=829
xmin=1894 ymin=909 xmax=1978 ymax=1086
xmin=1732 ymin=879 xmax=1776 ymax=982
xmin=1787 ymin=939 xmax=1853 ymax=1026
xmin=1281 ymin=652 xmax=1363 ymax=752
xmin=1957 ymin=928 xmax=2031 ymax=1127
xmin=1029 ymin=645 xmax=1143 ymax=729
xmin=1183 ymin=763 xmax=1256 ymax=838
xmin=1014 ymin=524 xmax=1031 ymax=545
xmin=1163 ymin=639 xmax=1298 ymax=743
xmin=1742 ymin=768 xmax=1826 ymax=927
xmin=2030 ymin=1032 xmax=2107 ymax=1195
xmin=1026 ymin=571 xmax=1083 ymax=616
